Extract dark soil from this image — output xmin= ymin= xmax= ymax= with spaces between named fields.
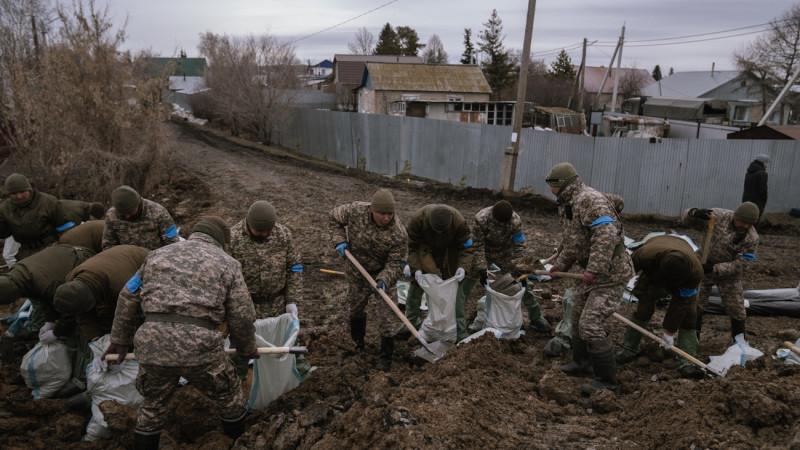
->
xmin=2 ymin=120 xmax=800 ymax=449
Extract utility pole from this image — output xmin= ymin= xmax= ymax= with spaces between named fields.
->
xmin=500 ymin=0 xmax=536 ymax=192
xmin=578 ymin=38 xmax=587 ymax=114
xmin=592 ymin=39 xmax=620 ymax=110
xmin=758 ymin=68 xmax=800 ymax=126
xmin=610 ymin=25 xmax=625 ymax=113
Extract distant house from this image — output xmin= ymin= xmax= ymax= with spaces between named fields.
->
xmin=143 ymin=57 xmax=208 ymax=112
xmin=312 ymin=59 xmax=333 ymax=77
xmin=727 ymin=124 xmax=800 ymax=139
xmin=327 ymin=54 xmax=424 ymax=110
xmin=355 ymin=63 xmax=511 ymax=124
xmin=580 ymin=66 xmax=656 ymax=111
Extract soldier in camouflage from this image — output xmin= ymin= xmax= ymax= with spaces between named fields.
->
xmin=58 ymin=220 xmax=105 ymax=253
xmin=330 ymin=189 xmax=408 ymax=371
xmin=103 ymin=217 xmax=258 ymax=449
xmin=546 ymin=163 xmax=634 ymax=396
xmin=102 ymin=185 xmax=180 ymax=251
xmin=683 ymin=202 xmax=759 ymax=346
xmin=467 ymin=200 xmax=552 ymax=334
xmin=60 ymin=199 xmax=105 ymax=224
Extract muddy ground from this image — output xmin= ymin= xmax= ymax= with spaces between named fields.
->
xmin=2 ymin=119 xmax=800 ymax=449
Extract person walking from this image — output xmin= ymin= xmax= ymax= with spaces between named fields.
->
xmin=742 ymin=154 xmax=769 ymax=219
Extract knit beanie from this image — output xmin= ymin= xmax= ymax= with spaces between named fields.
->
xmin=193 ymin=215 xmax=230 ymax=245
xmin=111 ymin=186 xmax=142 ymax=215
xmin=246 ymin=201 xmax=277 ymax=231
xmin=754 ymin=154 xmax=771 ymax=164
xmin=492 ymin=200 xmax=513 ymax=222
xmin=428 ymin=205 xmax=453 ymax=232
xmin=89 ymin=202 xmax=106 ymax=219
xmin=371 ymin=189 xmax=396 ymax=214
xmin=546 ymin=163 xmax=579 ymax=189
xmin=0 ymin=276 xmax=20 ymax=305
xmin=660 ymin=252 xmax=690 ymax=284
xmin=53 ymin=279 xmax=96 ymax=315
xmin=734 ymin=201 xmax=760 ymax=224
xmin=4 ymin=173 xmax=32 ymax=194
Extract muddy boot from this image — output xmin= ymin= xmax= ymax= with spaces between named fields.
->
xmin=393 ymin=324 xmax=413 ymax=341
xmin=133 ymin=429 xmax=161 ymax=450
xmin=580 ymin=348 xmax=618 ymax=396
xmin=54 ymin=379 xmax=85 ymax=399
xmin=349 ymin=317 xmax=366 ymax=351
xmin=730 ymin=317 xmax=746 ymax=342
xmin=221 ymin=411 xmax=247 ymax=441
xmin=556 ymin=337 xmax=592 ymax=377
xmin=615 ymin=316 xmax=648 ymax=364
xmin=376 ymin=336 xmax=394 ymax=371
xmin=527 ymin=305 xmax=552 ymax=334
xmin=543 ymin=337 xmax=568 ymax=357
xmin=66 ymin=391 xmax=91 ymax=413
xmin=675 ymin=330 xmax=704 ymax=379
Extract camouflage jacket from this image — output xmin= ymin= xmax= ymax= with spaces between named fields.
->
xmin=329 ymin=201 xmax=408 ymax=286
xmin=64 ymin=245 xmax=149 ymax=341
xmin=471 ymin=206 xmax=526 ymax=273
xmin=556 ymin=192 xmax=624 ymax=255
xmin=58 ymin=220 xmax=105 ymax=254
xmin=111 ymin=232 xmax=256 ymax=367
xmin=406 ymin=204 xmax=474 ymax=279
xmin=229 ymin=219 xmax=302 ymax=303
xmin=554 ymin=179 xmax=629 ymax=277
xmin=682 ymin=208 xmax=758 ymax=279
xmin=102 ymin=198 xmax=180 ymax=251
xmin=0 ymin=189 xmax=72 ymax=245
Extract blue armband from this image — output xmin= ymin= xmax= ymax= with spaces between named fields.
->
xmin=290 ymin=264 xmax=303 ymax=273
xmin=589 ymin=216 xmax=616 ymax=227
xmin=462 ymin=238 xmax=473 ymax=248
xmin=680 ymin=288 xmax=698 ymax=297
xmin=512 ymin=232 xmax=525 ymax=243
xmin=125 ymin=272 xmax=143 ymax=292
xmin=56 ymin=222 xmax=76 ymax=232
xmin=740 ymin=253 xmax=757 ymax=261
xmin=165 ymin=224 xmax=178 ymax=238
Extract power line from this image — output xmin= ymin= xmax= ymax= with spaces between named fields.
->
xmin=596 ymin=29 xmax=769 ymax=48
xmin=289 ymin=0 xmax=399 ymax=44
xmin=595 ymin=20 xmax=777 ymax=45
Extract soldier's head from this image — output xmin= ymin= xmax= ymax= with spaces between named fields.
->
xmin=428 ymin=205 xmax=452 ymax=234
xmin=111 ymin=185 xmax=142 ymax=219
xmin=246 ymin=200 xmax=277 ymax=241
xmin=492 ymin=200 xmax=513 ymax=224
xmin=660 ymin=252 xmax=690 ymax=286
xmin=193 ymin=215 xmax=231 ymax=248
xmin=5 ymin=173 xmax=32 ymax=203
xmin=53 ymin=279 xmax=96 ymax=315
xmin=89 ymin=202 xmax=106 ymax=220
xmin=546 ymin=163 xmax=579 ymax=196
xmin=370 ymin=189 xmax=395 ymax=227
xmin=0 ymin=276 xmax=20 ymax=305
xmin=733 ymin=201 xmax=759 ymax=232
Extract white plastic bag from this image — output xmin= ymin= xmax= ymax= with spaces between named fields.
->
xmin=484 ymin=284 xmax=525 ymax=339
xmin=245 ymin=313 xmax=303 ymax=411
xmin=20 ymin=340 xmax=71 ymax=400
xmin=706 ymin=333 xmax=764 ymax=377
xmin=417 ymin=274 xmax=459 ymax=344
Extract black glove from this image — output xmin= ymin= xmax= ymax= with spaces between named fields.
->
xmin=702 ymin=263 xmax=714 ymax=274
xmin=101 ymin=342 xmax=129 ymax=365
xmin=247 ymin=344 xmax=261 ymax=360
xmin=479 ymin=269 xmax=488 ymax=286
xmin=370 ymin=280 xmax=387 ymax=297
xmin=691 ymin=208 xmax=712 ymax=221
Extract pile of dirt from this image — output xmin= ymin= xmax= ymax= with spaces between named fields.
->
xmin=1 ymin=120 xmax=800 ymax=449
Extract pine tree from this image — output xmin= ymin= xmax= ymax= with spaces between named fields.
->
xmin=396 ymin=26 xmax=423 ymax=56
xmin=374 ymin=23 xmax=400 ymax=55
xmin=652 ymin=64 xmax=662 ymax=81
xmin=478 ymin=9 xmax=515 ymax=96
xmin=548 ymin=50 xmax=575 ymax=79
xmin=460 ymin=28 xmax=475 ymax=64
xmin=669 ymin=67 xmax=674 ymax=76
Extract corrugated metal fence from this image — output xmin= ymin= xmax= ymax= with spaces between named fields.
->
xmin=278 ymin=109 xmax=798 ymax=215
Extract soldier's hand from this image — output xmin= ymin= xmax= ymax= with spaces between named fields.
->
xmin=370 ymin=280 xmax=386 ymax=297
xmin=454 ymin=268 xmax=466 ymax=282
xmin=247 ymin=344 xmax=261 ymax=360
xmin=102 ymin=342 xmax=129 ymax=365
xmin=414 ymin=270 xmax=423 ymax=284
xmin=403 ymin=263 xmax=411 ymax=278
xmin=548 ymin=266 xmax=561 ymax=278
xmin=335 ymin=242 xmax=349 ymax=258
xmin=660 ymin=332 xmax=674 ymax=349
xmin=582 ymin=271 xmax=598 ymax=285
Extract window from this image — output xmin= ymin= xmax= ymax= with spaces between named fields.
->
xmin=447 ymin=96 xmax=463 ymax=102
xmin=732 ymin=105 xmax=749 ymax=122
xmin=446 ymin=103 xmax=463 ymax=112
xmin=390 ymin=102 xmax=406 ymax=114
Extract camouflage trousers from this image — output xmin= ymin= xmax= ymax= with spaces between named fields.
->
xmin=571 ymin=282 xmax=627 ymax=353
xmin=696 ymin=275 xmax=746 ymax=321
xmin=347 ymin=272 xmax=397 ymax=338
xmin=135 ymin=356 xmax=245 ymax=432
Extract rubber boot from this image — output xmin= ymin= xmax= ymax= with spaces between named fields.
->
xmin=376 ymin=336 xmax=394 ymax=371
xmin=528 ymin=307 xmax=552 ymax=334
xmin=556 ymin=337 xmax=592 ymax=377
xmin=615 ymin=316 xmax=649 ymax=364
xmin=580 ymin=348 xmax=618 ymax=396
xmin=221 ymin=411 xmax=247 ymax=441
xmin=133 ymin=429 xmax=161 ymax=450
xmin=349 ymin=317 xmax=366 ymax=351
xmin=65 ymin=391 xmax=91 ymax=413
xmin=730 ymin=317 xmax=746 ymax=342
xmin=675 ymin=330 xmax=704 ymax=379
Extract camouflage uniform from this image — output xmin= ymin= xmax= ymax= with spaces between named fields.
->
xmin=102 ymin=198 xmax=179 ymax=251
xmin=405 ymin=204 xmax=475 ymax=341
xmin=684 ymin=208 xmax=758 ymax=323
xmin=329 ymin=201 xmax=408 ymax=337
xmin=229 ymin=220 xmax=302 ymax=319
xmin=0 ymin=189 xmax=72 ymax=261
xmin=110 ymin=232 xmax=256 ymax=433
xmin=58 ymin=220 xmax=105 ymax=254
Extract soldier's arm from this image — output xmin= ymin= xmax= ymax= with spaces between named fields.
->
xmin=455 ymin=220 xmax=475 ymax=271
xmin=328 ymin=203 xmax=351 ymax=246
xmin=159 ymin=209 xmax=180 ymax=245
xmin=284 ymin=232 xmax=303 ymax=304
xmin=225 ymin=269 xmax=257 ymax=357
xmin=377 ymin=227 xmax=407 ymax=287
xmin=110 ymin=271 xmax=145 ymax=346
xmin=715 ymin=234 xmax=758 ymax=278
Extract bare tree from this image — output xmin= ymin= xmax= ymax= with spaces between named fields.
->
xmin=617 ymin=66 xmax=649 ymax=100
xmin=422 ymin=34 xmax=448 ymax=64
xmin=347 ymin=27 xmax=374 ymax=55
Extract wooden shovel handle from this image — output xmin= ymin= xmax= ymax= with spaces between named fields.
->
xmin=783 ymin=341 xmax=800 ymax=357
xmin=104 ymin=346 xmax=308 ymax=361
xmin=533 ymin=270 xmax=584 ymax=280
xmin=320 ymin=269 xmax=345 ymax=275
xmin=700 ymin=214 xmax=716 ymax=264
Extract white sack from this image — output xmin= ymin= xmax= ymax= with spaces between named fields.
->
xmin=20 ymin=340 xmax=71 ymax=400
xmin=417 ymin=274 xmax=459 ymax=344
xmin=246 ymin=313 xmax=303 ymax=411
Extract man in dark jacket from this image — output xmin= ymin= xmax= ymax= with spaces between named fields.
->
xmin=742 ymin=154 xmax=769 ymax=218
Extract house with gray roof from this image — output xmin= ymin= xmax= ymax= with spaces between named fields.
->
xmin=327 ymin=54 xmax=424 ymax=110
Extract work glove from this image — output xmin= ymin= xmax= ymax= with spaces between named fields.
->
xmin=38 ymin=322 xmax=57 ymax=344
xmin=370 ymin=280 xmax=387 ymax=297
xmin=454 ymin=267 xmax=465 ymax=282
xmin=583 ymin=271 xmax=598 ymax=285
xmin=548 ymin=266 xmax=561 ymax=278
xmin=247 ymin=344 xmax=261 ymax=360
xmin=414 ymin=270 xmax=423 ymax=284
xmin=286 ymin=303 xmax=298 ymax=318
xmin=102 ymin=342 xmax=129 ymax=366
xmin=91 ymin=355 xmax=108 ymax=373
xmin=691 ymin=208 xmax=712 ymax=220
xmin=702 ymin=263 xmax=714 ymax=274
xmin=334 ymin=242 xmax=349 ymax=258
xmin=660 ymin=332 xmax=674 ymax=349
xmin=479 ymin=268 xmax=488 ymax=286
xmin=403 ymin=263 xmax=411 ymax=278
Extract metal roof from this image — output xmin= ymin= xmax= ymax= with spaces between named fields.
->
xmin=362 ymin=63 xmax=491 ymax=93
xmin=727 ymin=125 xmax=800 ymax=140
xmin=333 ymin=54 xmax=424 ymax=85
xmin=641 ymin=70 xmax=739 ymax=98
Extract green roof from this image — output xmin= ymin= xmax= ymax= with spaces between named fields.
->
xmin=144 ymin=57 xmax=206 ymax=77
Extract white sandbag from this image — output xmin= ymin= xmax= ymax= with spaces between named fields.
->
xmin=246 ymin=313 xmax=303 ymax=411
xmin=468 ymin=296 xmax=486 ymax=331
xmin=484 ymin=284 xmax=525 ymax=339
xmin=20 ymin=340 xmax=71 ymax=400
xmin=706 ymin=333 xmax=764 ymax=377
xmin=417 ymin=274 xmax=459 ymax=344
xmin=83 ymin=334 xmax=142 ymax=441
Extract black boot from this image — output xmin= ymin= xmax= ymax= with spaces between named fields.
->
xmin=221 ymin=411 xmax=247 ymax=441
xmin=349 ymin=317 xmax=367 ymax=351
xmin=556 ymin=338 xmax=592 ymax=377
xmin=695 ymin=311 xmax=704 ymax=339
xmin=133 ymin=429 xmax=161 ymax=450
xmin=580 ymin=348 xmax=618 ymax=396
xmin=731 ymin=317 xmax=746 ymax=341
xmin=376 ymin=336 xmax=395 ymax=371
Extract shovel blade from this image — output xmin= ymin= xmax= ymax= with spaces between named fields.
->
xmin=413 ymin=339 xmax=454 ymax=363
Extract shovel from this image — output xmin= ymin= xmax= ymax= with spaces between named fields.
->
xmin=105 ymin=346 xmax=308 ymax=361
xmin=343 ymin=249 xmax=451 ymax=363
xmin=784 ymin=341 xmax=800 ymax=357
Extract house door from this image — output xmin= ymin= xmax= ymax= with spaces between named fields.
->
xmin=406 ymin=102 xmax=426 ymax=118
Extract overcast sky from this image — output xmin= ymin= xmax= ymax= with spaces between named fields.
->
xmin=107 ymin=0 xmax=798 ymax=73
